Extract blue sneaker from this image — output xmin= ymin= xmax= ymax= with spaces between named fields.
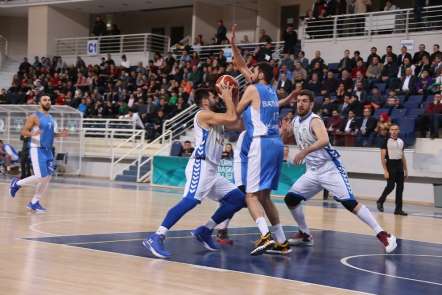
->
xmin=9 ymin=177 xmax=21 ymax=198
xmin=27 ymin=201 xmax=47 ymax=213
xmin=143 ymin=233 xmax=171 ymax=259
xmin=191 ymin=226 xmax=220 ymax=251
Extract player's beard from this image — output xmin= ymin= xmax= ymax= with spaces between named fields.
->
xmin=41 ymin=104 xmax=51 ymax=112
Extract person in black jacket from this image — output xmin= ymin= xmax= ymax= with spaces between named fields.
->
xmin=357 ymin=108 xmax=378 ymax=146
xmin=283 ymin=24 xmax=298 ymax=55
xmin=215 ymin=20 xmax=227 ymax=45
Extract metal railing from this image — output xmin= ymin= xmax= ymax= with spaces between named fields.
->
xmin=56 ymin=33 xmax=170 ymax=56
xmin=0 ymin=0 xmax=84 ymax=6
xmin=110 ymin=129 xmax=145 ymax=180
xmin=162 ymin=104 xmax=199 ymax=143
xmin=173 ymin=41 xmax=285 ymax=62
xmin=302 ymin=5 xmax=442 ymax=41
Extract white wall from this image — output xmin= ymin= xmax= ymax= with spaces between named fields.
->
xmin=193 ymin=1 xmax=220 ymax=44
xmin=257 ymin=0 xmax=280 ymax=42
xmin=0 ymin=16 xmax=28 ymax=61
xmin=110 ymin=7 xmax=193 ymax=39
xmin=302 ymin=30 xmax=442 ymax=63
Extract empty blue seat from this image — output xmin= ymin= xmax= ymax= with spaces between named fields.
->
xmin=391 ymin=108 xmax=406 ymax=120
xmin=170 ymin=141 xmax=183 ymax=156
xmin=328 ymin=63 xmax=339 ymax=72
xmin=398 ymin=95 xmax=406 ymax=104
xmin=407 ymin=108 xmax=424 ymax=118
xmin=407 ymin=95 xmax=423 ymax=104
xmin=314 ymin=96 xmax=324 ymax=104
xmin=399 ymin=118 xmax=416 ymax=147
xmin=426 ymin=95 xmax=434 ymax=102
xmin=374 ymin=108 xmax=389 ymax=119
xmin=404 ymin=100 xmax=420 ymax=110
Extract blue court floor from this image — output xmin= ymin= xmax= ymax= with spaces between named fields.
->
xmin=26 ymin=226 xmax=442 ymax=295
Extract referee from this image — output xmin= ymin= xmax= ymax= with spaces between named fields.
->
xmin=377 ymin=124 xmax=408 ymax=216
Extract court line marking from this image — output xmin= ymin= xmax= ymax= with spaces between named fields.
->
xmin=26 ymin=238 xmax=375 ymax=295
xmin=340 ymin=254 xmax=442 ymax=286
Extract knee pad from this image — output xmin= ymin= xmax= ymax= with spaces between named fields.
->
xmin=339 ymin=199 xmax=358 ymax=212
xmin=284 ymin=192 xmax=305 ymax=208
xmin=181 ymin=197 xmax=201 ymax=209
xmin=223 ymin=189 xmax=247 ymax=210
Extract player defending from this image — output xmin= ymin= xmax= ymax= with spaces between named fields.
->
xmin=143 ymin=85 xmax=246 ymax=259
xmin=9 ymin=95 xmax=68 ymax=212
xmin=283 ymin=90 xmax=397 ymax=253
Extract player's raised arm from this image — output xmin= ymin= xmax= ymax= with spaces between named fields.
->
xmin=21 ymin=115 xmax=38 ymax=138
xmin=230 ymin=25 xmax=254 ymax=83
xmin=198 ymin=84 xmax=237 ymax=126
xmin=236 ymin=84 xmax=256 ymax=115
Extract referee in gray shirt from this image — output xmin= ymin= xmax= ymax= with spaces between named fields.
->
xmin=377 ymin=124 xmax=408 ymax=216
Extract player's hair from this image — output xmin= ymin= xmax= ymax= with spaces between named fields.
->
xmin=256 ymin=62 xmax=274 ymax=84
xmin=194 ymin=88 xmax=211 ymax=106
xmin=299 ymin=89 xmax=315 ymax=102
xmin=390 ymin=123 xmax=400 ymax=129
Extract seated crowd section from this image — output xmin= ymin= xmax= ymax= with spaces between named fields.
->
xmin=1 ymin=39 xmax=442 ymax=146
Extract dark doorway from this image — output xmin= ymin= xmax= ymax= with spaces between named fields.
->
xmin=152 ymin=27 xmax=165 ymax=35
xmin=170 ymin=26 xmax=185 ymax=46
xmin=280 ymin=5 xmax=300 ymax=39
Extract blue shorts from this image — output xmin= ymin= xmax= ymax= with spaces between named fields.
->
xmin=30 ymin=147 xmax=54 ymax=178
xmin=233 ymin=131 xmax=252 ymax=187
xmin=245 ymin=136 xmax=283 ymax=193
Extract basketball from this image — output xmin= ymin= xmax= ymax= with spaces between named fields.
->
xmin=215 ymin=75 xmax=239 ymax=96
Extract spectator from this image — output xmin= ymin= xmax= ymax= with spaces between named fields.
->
xmin=19 ymin=57 xmax=31 ymax=73
xmin=92 ymin=16 xmax=107 ymax=36
xmin=381 ymin=45 xmax=398 ymax=65
xmin=397 ymin=57 xmax=415 ymax=79
xmin=321 ymin=71 xmax=338 ymax=95
xmin=281 ymin=53 xmax=295 ymax=72
xmin=351 ymin=59 xmax=366 ymax=79
xmin=310 ymin=50 xmax=324 ymax=69
xmin=256 ymin=41 xmax=273 ymax=62
xmin=430 ymin=44 xmax=442 ymax=63
xmin=384 ymin=0 xmax=398 ymax=11
xmin=319 ymin=96 xmax=335 ymax=118
xmin=357 ymin=107 xmax=377 ymax=146
xmin=338 ymin=49 xmax=352 ymax=72
xmin=180 ymin=140 xmax=194 ymax=157
xmin=277 ymin=73 xmax=293 ymax=95
xmin=215 ymin=20 xmax=227 ymax=45
xmin=416 ymin=70 xmax=433 ymax=95
xmin=240 ymin=35 xmax=250 ymax=43
xmin=366 ymin=47 xmax=381 ymax=67
xmin=327 ymin=109 xmax=343 ymax=144
xmin=397 ymin=46 xmax=412 ymax=65
xmin=222 ymin=143 xmax=234 ymax=160
xmin=366 ymin=56 xmax=383 ymax=83
xmin=120 ymin=54 xmax=130 ymax=69
xmin=283 ymin=24 xmax=298 ymax=54
xmin=305 ymin=73 xmax=322 ymax=95
xmin=415 ymin=55 xmax=432 ymax=78
xmin=367 ymin=86 xmax=386 ymax=109
xmin=296 ymin=51 xmax=309 ymax=69
xmin=258 ymin=29 xmax=272 ymax=43
xmin=349 ymin=94 xmax=363 ymax=117
xmin=413 ymin=44 xmax=430 ymax=64
xmin=400 ymin=67 xmax=417 ymax=95
xmin=374 ymin=112 xmax=392 ymax=147
xmin=418 ymin=93 xmax=442 ymax=138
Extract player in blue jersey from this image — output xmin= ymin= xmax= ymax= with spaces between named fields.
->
xmin=143 ymin=85 xmax=247 ymax=259
xmin=9 ymin=95 xmax=68 ymax=212
xmin=230 ymin=25 xmax=290 ymax=256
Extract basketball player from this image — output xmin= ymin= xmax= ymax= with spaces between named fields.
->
xmin=143 ymin=85 xmax=246 ymax=259
xmin=283 ymin=90 xmax=397 ymax=253
xmin=227 ymin=28 xmax=289 ymax=256
xmin=9 ymin=95 xmax=68 ymax=212
xmin=0 ymin=140 xmax=20 ymax=172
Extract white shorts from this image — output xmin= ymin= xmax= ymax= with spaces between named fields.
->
xmin=289 ymin=159 xmax=355 ymax=201
xmin=183 ymin=158 xmax=237 ymax=202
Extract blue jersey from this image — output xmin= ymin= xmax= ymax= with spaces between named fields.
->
xmin=30 ymin=112 xmax=56 ymax=149
xmin=242 ymin=83 xmax=279 ymax=138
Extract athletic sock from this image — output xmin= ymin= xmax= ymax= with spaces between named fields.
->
xmin=156 ymin=226 xmax=168 ymax=236
xmin=356 ymin=205 xmax=383 ymax=235
xmin=255 ymin=217 xmax=270 ymax=236
xmin=270 ymin=224 xmax=286 ymax=244
xmin=288 ymin=205 xmax=310 ymax=234
xmin=205 ymin=219 xmax=217 ymax=230
xmin=17 ymin=175 xmax=41 ymax=186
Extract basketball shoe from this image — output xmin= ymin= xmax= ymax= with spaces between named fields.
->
xmin=27 ymin=201 xmax=47 ymax=213
xmin=9 ymin=177 xmax=21 ymax=198
xmin=288 ymin=230 xmax=314 ymax=246
xmin=191 ymin=226 xmax=220 ymax=251
xmin=265 ymin=240 xmax=292 ymax=255
xmin=377 ymin=231 xmax=397 ymax=253
xmin=216 ymin=229 xmax=234 ymax=245
xmin=143 ymin=233 xmax=171 ymax=259
xmin=250 ymin=232 xmax=275 ymax=256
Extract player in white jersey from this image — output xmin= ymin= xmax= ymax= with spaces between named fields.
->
xmin=143 ymin=86 xmax=247 ymax=259
xmin=282 ymin=90 xmax=397 ymax=253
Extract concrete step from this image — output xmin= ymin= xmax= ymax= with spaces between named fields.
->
xmin=115 ymin=174 xmax=138 ymax=182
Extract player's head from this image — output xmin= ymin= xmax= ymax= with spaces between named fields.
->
xmin=39 ymin=95 xmax=51 ymax=112
xmin=389 ymin=124 xmax=400 ymax=139
xmin=251 ymin=62 xmax=273 ymax=84
xmin=194 ymin=88 xmax=216 ymax=111
xmin=296 ymin=89 xmax=315 ymax=116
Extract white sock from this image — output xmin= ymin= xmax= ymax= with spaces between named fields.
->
xmin=356 ymin=205 xmax=383 ymax=235
xmin=17 ymin=175 xmax=41 ymax=186
xmin=289 ymin=205 xmax=310 ymax=234
xmin=205 ymin=219 xmax=216 ymax=230
xmin=216 ymin=218 xmax=230 ymax=230
xmin=270 ymin=224 xmax=286 ymax=244
xmin=255 ymin=217 xmax=269 ymax=236
xmin=156 ymin=226 xmax=168 ymax=236
xmin=31 ymin=177 xmax=50 ymax=204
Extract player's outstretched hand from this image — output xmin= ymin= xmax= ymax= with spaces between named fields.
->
xmin=219 ymin=81 xmax=234 ymax=102
xmin=230 ymin=24 xmax=237 ymax=46
xmin=293 ymin=149 xmax=307 ymax=165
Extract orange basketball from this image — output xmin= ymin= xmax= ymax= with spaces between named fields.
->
xmin=215 ymin=75 xmax=239 ymax=96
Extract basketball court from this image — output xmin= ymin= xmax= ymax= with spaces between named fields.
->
xmin=2 ymin=177 xmax=441 ymax=295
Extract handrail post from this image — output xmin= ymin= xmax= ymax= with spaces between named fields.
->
xmin=333 ymin=16 xmax=338 ymax=43
xmin=120 ymin=35 xmax=123 ymax=54
xmin=368 ymin=13 xmax=373 ymax=40
xmin=144 ymin=34 xmax=147 ymax=54
xmin=405 ymin=10 xmax=409 ymax=37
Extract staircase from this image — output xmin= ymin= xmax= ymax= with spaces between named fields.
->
xmin=0 ymin=58 xmax=18 ymax=89
xmin=115 ymin=156 xmax=151 ymax=182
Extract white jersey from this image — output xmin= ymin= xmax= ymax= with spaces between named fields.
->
xmin=292 ymin=112 xmax=341 ymax=169
xmin=191 ymin=110 xmax=224 ymax=165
